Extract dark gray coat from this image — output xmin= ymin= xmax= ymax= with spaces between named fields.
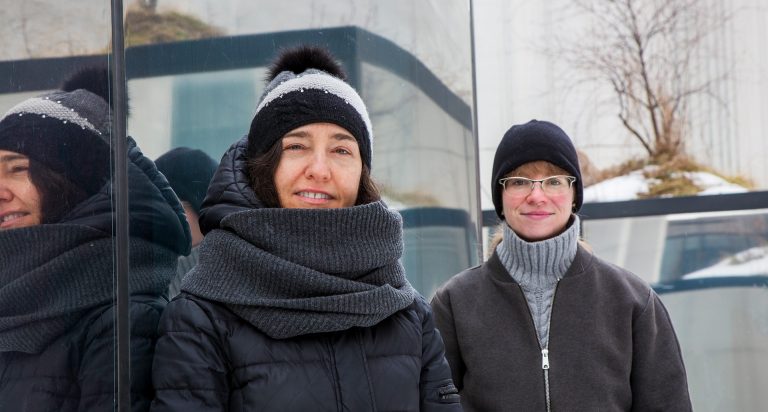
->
xmin=431 ymin=246 xmax=692 ymax=412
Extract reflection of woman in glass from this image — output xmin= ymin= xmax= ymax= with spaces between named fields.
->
xmin=431 ymin=120 xmax=692 ymax=411
xmin=0 ymin=68 xmax=190 ymax=411
xmin=151 ymin=46 xmax=461 ymax=411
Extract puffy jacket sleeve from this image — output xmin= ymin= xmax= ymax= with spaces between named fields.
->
xmin=150 ymin=296 xmax=230 ymax=412
xmin=76 ymin=306 xmax=119 ymax=411
xmin=77 ymin=298 xmax=164 ymax=412
xmin=430 ymin=286 xmax=465 ymax=392
xmin=416 ymin=295 xmax=462 ymax=411
xmin=630 ymin=291 xmax=693 ymax=412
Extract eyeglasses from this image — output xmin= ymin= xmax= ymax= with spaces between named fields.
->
xmin=499 ymin=175 xmax=576 ymax=196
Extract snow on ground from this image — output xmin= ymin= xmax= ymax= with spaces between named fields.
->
xmin=583 ymin=168 xmax=748 ymax=203
xmin=683 ymin=245 xmax=768 ymax=279
xmin=690 ymin=172 xmax=749 ymax=195
xmin=583 ymin=170 xmax=649 ymax=202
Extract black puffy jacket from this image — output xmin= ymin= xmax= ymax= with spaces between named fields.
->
xmin=151 ymin=293 xmax=460 ymax=412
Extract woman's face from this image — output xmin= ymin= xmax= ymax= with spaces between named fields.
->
xmin=501 ymin=161 xmax=575 ymax=242
xmin=0 ymin=150 xmax=42 ymax=230
xmin=274 ymin=122 xmax=362 ymax=209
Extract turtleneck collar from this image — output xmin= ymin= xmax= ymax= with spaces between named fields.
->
xmin=495 ymin=215 xmax=580 ymax=288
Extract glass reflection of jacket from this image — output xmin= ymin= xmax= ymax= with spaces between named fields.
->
xmin=0 ymin=138 xmax=190 ymax=412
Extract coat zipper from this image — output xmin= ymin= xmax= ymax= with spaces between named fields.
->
xmin=543 ymin=348 xmax=552 ymax=412
xmin=326 ymin=338 xmax=343 ymax=411
xmin=518 ymin=280 xmax=560 ymax=412
xmin=544 ymin=280 xmax=560 ymax=412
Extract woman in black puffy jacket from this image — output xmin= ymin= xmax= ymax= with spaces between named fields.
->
xmin=150 ymin=46 xmax=461 ymax=412
xmin=0 ymin=68 xmax=190 ymax=411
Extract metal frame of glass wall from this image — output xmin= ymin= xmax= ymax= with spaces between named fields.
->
xmin=111 ymin=2 xmax=130 ymax=409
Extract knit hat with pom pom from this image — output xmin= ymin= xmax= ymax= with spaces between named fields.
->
xmin=0 ymin=66 xmax=112 ymax=196
xmin=247 ymin=45 xmax=374 ymax=169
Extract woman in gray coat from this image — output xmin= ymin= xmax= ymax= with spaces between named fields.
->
xmin=431 ymin=120 xmax=692 ymax=411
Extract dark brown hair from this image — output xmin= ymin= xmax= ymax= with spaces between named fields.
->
xmin=28 ymin=159 xmax=89 ymax=224
xmin=247 ymin=139 xmax=380 ymax=208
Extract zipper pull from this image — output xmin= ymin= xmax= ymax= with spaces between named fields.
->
xmin=541 ymin=349 xmax=550 ymax=370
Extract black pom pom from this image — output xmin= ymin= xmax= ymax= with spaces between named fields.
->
xmin=61 ymin=66 xmax=111 ymax=103
xmin=267 ymin=45 xmax=347 ymax=81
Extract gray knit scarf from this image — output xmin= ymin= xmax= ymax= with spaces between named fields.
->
xmin=0 ymin=224 xmax=177 ymax=354
xmin=182 ymin=201 xmax=416 ymax=339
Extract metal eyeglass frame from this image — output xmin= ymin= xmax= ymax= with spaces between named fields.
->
xmin=498 ymin=175 xmax=577 ymax=195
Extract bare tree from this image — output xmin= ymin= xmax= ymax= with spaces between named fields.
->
xmin=559 ymin=0 xmax=727 ymax=161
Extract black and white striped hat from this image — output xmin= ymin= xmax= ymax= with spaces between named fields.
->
xmin=0 ymin=67 xmax=112 ymax=195
xmin=247 ymin=46 xmax=374 ymax=169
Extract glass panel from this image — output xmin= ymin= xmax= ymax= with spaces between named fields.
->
xmin=125 ymin=0 xmax=478 ymax=299
xmin=583 ymin=210 xmax=768 ymax=411
xmin=0 ymin=1 xmax=117 ymax=410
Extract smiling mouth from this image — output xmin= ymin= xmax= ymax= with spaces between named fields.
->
xmin=297 ymin=191 xmax=331 ymax=200
xmin=523 ymin=212 xmax=553 ymax=219
xmin=1 ymin=212 xmax=27 ymax=223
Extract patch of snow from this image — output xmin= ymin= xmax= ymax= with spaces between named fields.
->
xmin=583 ymin=170 xmax=649 ymax=202
xmin=583 ymin=169 xmax=749 ymax=203
xmin=683 ymin=245 xmax=768 ymax=278
xmin=687 ymin=171 xmax=748 ymax=195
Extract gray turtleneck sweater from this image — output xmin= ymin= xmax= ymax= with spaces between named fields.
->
xmin=495 ymin=217 xmax=579 ymax=348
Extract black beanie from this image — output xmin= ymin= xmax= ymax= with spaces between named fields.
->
xmin=491 ymin=119 xmax=583 ymax=219
xmin=247 ymin=46 xmax=373 ymax=169
xmin=0 ymin=67 xmax=112 ymax=196
xmin=155 ymin=147 xmax=218 ymax=214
